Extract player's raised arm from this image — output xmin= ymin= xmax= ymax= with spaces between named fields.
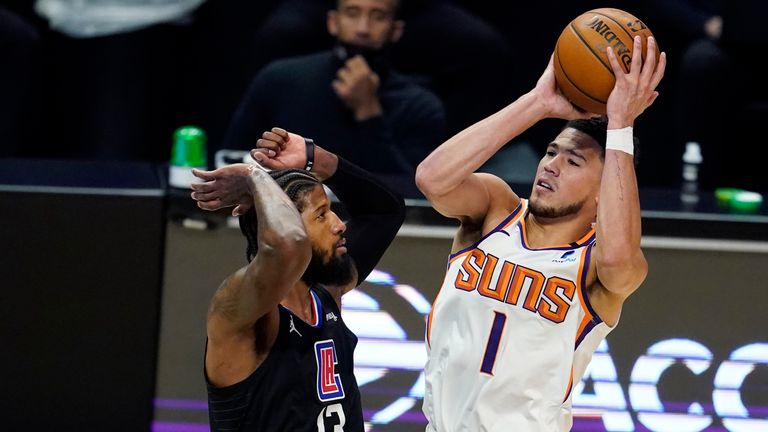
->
xmin=252 ymin=128 xmax=405 ymax=296
xmin=191 ymin=164 xmax=311 ymax=387
xmin=594 ymin=36 xmax=666 ymax=301
xmin=415 ymin=57 xmax=594 ymax=227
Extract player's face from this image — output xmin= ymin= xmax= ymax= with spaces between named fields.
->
xmin=301 ymin=185 xmax=347 ymax=263
xmin=300 ymin=185 xmax=354 ymax=286
xmin=328 ymin=0 xmax=401 ymax=49
xmin=529 ymin=128 xmax=603 ymax=219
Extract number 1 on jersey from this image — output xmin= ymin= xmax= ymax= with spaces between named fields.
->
xmin=480 ymin=311 xmax=507 ymax=375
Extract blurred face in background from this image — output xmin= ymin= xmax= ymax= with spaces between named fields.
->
xmin=327 ymin=0 xmax=404 ymax=50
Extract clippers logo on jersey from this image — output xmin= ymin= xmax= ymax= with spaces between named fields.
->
xmin=314 ymin=340 xmax=345 ymax=402
xmin=453 ymin=248 xmax=577 ymax=324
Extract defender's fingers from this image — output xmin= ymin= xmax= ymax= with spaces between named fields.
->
xmin=191 ymin=168 xmax=215 ymax=181
xmin=271 ymin=127 xmax=288 ymax=140
xmin=232 ymin=204 xmax=252 ymax=217
xmin=261 ymin=130 xmax=286 ymax=144
xmin=190 ymin=181 xmax=215 ymax=192
xmin=256 ymin=138 xmax=281 ymax=154
xmin=197 ymin=199 xmax=224 ymax=211
xmin=251 ymin=148 xmax=276 ymax=160
xmin=191 ymin=190 xmax=219 ymax=202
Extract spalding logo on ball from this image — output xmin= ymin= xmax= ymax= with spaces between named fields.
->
xmin=553 ymin=8 xmax=660 ymax=114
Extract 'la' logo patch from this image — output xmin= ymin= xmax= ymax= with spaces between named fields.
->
xmin=314 ymin=340 xmax=345 ymax=402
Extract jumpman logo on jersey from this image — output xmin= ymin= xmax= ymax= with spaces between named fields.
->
xmin=289 ymin=315 xmax=302 ymax=337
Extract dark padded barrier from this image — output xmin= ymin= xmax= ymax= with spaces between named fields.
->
xmin=0 ymin=159 xmax=166 ymax=431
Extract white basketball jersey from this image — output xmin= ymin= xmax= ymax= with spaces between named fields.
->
xmin=423 ymin=199 xmax=614 ymax=431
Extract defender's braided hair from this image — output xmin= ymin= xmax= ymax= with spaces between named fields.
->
xmin=238 ymin=169 xmax=322 ymax=262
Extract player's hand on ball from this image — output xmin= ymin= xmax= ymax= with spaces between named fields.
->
xmin=606 ymin=35 xmax=666 ymax=128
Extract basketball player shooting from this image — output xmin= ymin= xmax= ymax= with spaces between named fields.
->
xmin=190 ymin=128 xmax=404 ymax=431
xmin=416 ymin=36 xmax=665 ymax=430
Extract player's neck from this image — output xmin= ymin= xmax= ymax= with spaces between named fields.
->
xmin=281 ymin=282 xmax=315 ymax=324
xmin=525 ymin=213 xmax=594 ymax=248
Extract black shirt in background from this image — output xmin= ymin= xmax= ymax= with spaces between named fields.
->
xmin=221 ymin=50 xmax=446 ymax=175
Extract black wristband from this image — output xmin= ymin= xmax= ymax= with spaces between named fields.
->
xmin=303 ymin=138 xmax=315 ymax=171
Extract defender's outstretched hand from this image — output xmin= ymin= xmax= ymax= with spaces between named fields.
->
xmin=606 ymin=36 xmax=666 ymax=128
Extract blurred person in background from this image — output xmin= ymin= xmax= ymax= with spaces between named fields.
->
xmin=221 ymin=0 xmax=446 ymax=178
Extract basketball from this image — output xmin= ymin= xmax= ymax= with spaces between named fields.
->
xmin=553 ymin=8 xmax=658 ymax=114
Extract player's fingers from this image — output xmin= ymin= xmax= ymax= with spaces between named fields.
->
xmin=232 ymin=204 xmax=252 ymax=217
xmin=189 ymin=181 xmax=214 ymax=192
xmin=191 ymin=168 xmax=215 ymax=181
xmin=605 ymin=46 xmax=623 ymax=77
xmin=251 ymin=149 xmax=277 ymax=165
xmin=630 ymin=35 xmax=642 ymax=75
xmin=646 ymin=91 xmax=659 ymax=107
xmin=252 ymin=151 xmax=281 ymax=170
xmin=639 ymin=37 xmax=658 ymax=82
xmin=271 ymin=127 xmax=288 ymax=139
xmin=190 ymin=190 xmax=219 ymax=202
xmin=261 ymin=130 xmax=286 ymax=144
xmin=650 ymin=52 xmax=667 ymax=90
xmin=271 ymin=128 xmax=289 ymax=150
xmin=251 ymin=148 xmax=276 ymax=160
xmin=197 ymin=200 xmax=224 ymax=211
xmin=256 ymin=138 xmax=280 ymax=155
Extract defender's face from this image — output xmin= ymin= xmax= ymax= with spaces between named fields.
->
xmin=301 ymin=185 xmax=347 ymax=264
xmin=529 ymin=128 xmax=603 ymax=219
xmin=328 ymin=0 xmax=401 ymax=50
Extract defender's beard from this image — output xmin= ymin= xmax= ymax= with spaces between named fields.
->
xmin=301 ymin=246 xmax=354 ymax=287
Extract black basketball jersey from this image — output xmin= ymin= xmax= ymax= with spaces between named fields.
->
xmin=206 ymin=285 xmax=364 ymax=432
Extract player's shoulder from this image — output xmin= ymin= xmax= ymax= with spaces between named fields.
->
xmin=451 ymin=174 xmax=522 ymax=251
xmin=476 ymin=173 xmax=522 ymax=231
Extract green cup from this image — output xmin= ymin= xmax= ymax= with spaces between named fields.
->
xmin=171 ymin=126 xmax=207 ymax=168
xmin=169 ymin=126 xmax=207 ymax=188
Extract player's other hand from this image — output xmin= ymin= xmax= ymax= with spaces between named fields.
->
xmin=251 ymin=127 xmax=307 ymax=171
xmin=532 ymin=54 xmax=598 ymax=121
xmin=190 ymin=163 xmax=259 ymax=216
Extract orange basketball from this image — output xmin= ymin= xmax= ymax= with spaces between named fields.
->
xmin=553 ymin=8 xmax=658 ymax=114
